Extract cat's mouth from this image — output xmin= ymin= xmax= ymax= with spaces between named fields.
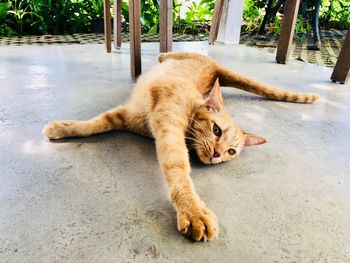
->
xmin=199 ymin=153 xmax=222 ymax=165
xmin=209 ymin=156 xmax=222 ymax=164
xmin=193 ymin=145 xmax=223 ymax=164
xmin=208 ymin=148 xmax=223 ymax=164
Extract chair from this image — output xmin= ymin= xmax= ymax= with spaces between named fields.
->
xmin=331 ymin=29 xmax=350 ymax=84
xmin=209 ymin=0 xmax=350 ymax=84
xmin=276 ymin=0 xmax=349 ymax=84
xmin=258 ymin=0 xmax=322 ymax=50
xmin=103 ymin=0 xmax=173 ymax=81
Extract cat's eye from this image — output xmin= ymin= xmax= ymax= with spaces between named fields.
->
xmin=228 ymin=148 xmax=236 ymax=155
xmin=213 ymin=123 xmax=222 ymax=137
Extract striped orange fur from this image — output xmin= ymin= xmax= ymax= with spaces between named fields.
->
xmin=43 ymin=52 xmax=319 ymax=241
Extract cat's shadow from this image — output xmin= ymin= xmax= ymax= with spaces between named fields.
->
xmin=48 ymin=131 xmax=207 ymax=241
xmin=51 ymin=132 xmax=210 ymax=166
xmin=47 ymin=130 xmax=141 ymax=144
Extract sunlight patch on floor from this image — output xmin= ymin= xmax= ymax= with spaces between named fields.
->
xmin=244 ymin=112 xmax=265 ymax=123
xmin=21 ymin=139 xmax=51 ymax=155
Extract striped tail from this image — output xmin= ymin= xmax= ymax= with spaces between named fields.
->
xmin=217 ymin=66 xmax=319 ymax=103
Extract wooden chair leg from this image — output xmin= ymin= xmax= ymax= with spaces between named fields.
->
xmin=160 ymin=0 xmax=172 ymax=53
xmin=275 ymin=0 xmax=301 ymax=64
xmin=208 ymin=0 xmax=225 ymax=45
xmin=113 ymin=0 xmax=122 ymax=49
xmin=103 ymin=0 xmax=112 ymax=53
xmin=331 ymin=29 xmax=350 ymax=84
xmin=129 ymin=0 xmax=141 ymax=81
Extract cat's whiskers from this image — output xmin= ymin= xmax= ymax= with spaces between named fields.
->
xmin=185 ymin=129 xmax=199 ymax=139
xmin=185 ymin=137 xmax=205 ymax=150
xmin=185 ymin=136 xmax=206 ymax=153
xmin=191 ymin=120 xmax=213 ymax=146
xmin=192 ymin=130 xmax=210 ymax=155
xmin=188 ymin=123 xmax=214 ymax=157
xmin=188 ymin=143 xmax=205 ymax=151
xmin=184 ymin=136 xmax=202 ymax=145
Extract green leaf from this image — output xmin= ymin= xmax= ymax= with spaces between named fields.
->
xmin=147 ymin=23 xmax=158 ymax=34
xmin=0 ymin=2 xmax=10 ymax=20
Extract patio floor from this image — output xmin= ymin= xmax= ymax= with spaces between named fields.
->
xmin=1 ymin=42 xmax=350 ymax=262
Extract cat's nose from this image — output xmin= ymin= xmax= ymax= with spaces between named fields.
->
xmin=213 ymin=149 xmax=221 ymax=158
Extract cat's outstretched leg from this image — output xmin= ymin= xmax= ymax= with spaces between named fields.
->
xmin=43 ymin=106 xmax=136 ymax=139
xmin=217 ymin=66 xmax=320 ymax=103
xmin=150 ymin=117 xmax=218 ymax=241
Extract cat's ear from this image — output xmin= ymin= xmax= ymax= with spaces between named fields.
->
xmin=244 ymin=133 xmax=267 ymax=146
xmin=204 ymin=78 xmax=224 ymax=112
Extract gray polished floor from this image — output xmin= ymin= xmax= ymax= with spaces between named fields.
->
xmin=1 ymin=42 xmax=349 ymax=262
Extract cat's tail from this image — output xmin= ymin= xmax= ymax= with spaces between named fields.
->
xmin=217 ymin=66 xmax=320 ymax=103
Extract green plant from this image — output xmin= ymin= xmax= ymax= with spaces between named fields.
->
xmin=242 ymin=0 xmax=264 ymax=33
xmin=28 ymin=0 xmax=92 ymax=34
xmin=320 ymin=0 xmax=350 ymax=29
xmin=0 ymin=1 xmax=10 ymax=19
xmin=295 ymin=14 xmax=312 ymax=42
xmin=141 ymin=0 xmax=159 ymax=33
xmin=270 ymin=14 xmax=281 ymax=34
xmin=184 ymin=0 xmax=213 ymax=30
xmin=242 ymin=0 xmax=319 ymax=35
xmin=173 ymin=0 xmax=181 ymax=31
xmin=6 ymin=0 xmax=42 ymax=35
xmin=119 ymin=0 xmax=159 ymax=34
xmin=185 ymin=0 xmax=213 ymax=22
xmin=120 ymin=0 xmax=129 ymax=22
xmin=173 ymin=0 xmax=214 ymax=34
xmin=0 ymin=0 xmax=345 ymax=38
xmin=0 ymin=2 xmax=15 ymax=36
xmin=90 ymin=0 xmax=104 ymax=19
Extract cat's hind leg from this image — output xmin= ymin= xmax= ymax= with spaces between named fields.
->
xmin=43 ymin=106 xmax=134 ymax=139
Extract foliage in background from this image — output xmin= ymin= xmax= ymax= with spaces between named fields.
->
xmin=179 ymin=0 xmax=214 ymax=33
xmin=242 ymin=0 xmax=264 ymax=32
xmin=140 ymin=0 xmax=159 ymax=34
xmin=0 ymin=0 xmax=215 ymax=36
xmin=29 ymin=0 xmax=93 ymax=34
xmin=319 ymin=0 xmax=350 ymax=29
xmin=242 ymin=0 xmax=349 ymax=35
xmin=7 ymin=0 xmax=42 ymax=35
xmin=123 ymin=0 xmax=215 ymax=34
xmin=0 ymin=0 xmax=348 ymax=37
xmin=0 ymin=1 xmax=16 ymax=36
xmin=0 ymin=0 xmax=93 ymax=35
xmin=243 ymin=0 xmax=309 ymax=35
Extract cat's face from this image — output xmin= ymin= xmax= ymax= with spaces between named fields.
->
xmin=190 ymin=79 xmax=266 ymax=165
xmin=190 ymin=108 xmax=245 ymax=164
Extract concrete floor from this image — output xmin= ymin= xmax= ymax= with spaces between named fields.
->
xmin=1 ymin=42 xmax=350 ymax=262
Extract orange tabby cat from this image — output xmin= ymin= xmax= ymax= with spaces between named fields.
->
xmin=43 ymin=52 xmax=319 ymax=241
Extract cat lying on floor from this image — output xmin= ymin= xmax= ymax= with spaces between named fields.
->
xmin=43 ymin=52 xmax=319 ymax=241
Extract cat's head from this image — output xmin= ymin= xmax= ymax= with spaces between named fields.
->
xmin=190 ymin=79 xmax=266 ymax=164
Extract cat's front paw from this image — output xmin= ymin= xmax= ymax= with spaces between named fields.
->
xmin=42 ymin=120 xmax=74 ymax=139
xmin=177 ymin=205 xmax=218 ymax=241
